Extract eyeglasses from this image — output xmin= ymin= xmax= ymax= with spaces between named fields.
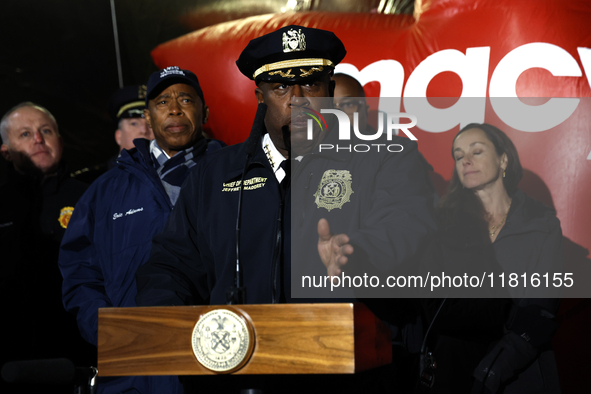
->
xmin=334 ymin=99 xmax=367 ymax=114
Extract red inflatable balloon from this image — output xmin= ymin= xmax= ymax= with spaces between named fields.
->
xmin=150 ymin=0 xmax=591 ymax=258
xmin=151 ymin=1 xmax=591 ymax=388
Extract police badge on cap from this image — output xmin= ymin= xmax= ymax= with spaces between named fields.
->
xmin=236 ymin=25 xmax=346 ymax=83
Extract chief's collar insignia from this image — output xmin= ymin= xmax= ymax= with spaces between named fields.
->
xmin=282 ymin=28 xmax=306 ymax=53
xmin=314 ymin=170 xmax=354 ymax=212
xmin=263 ymin=143 xmax=275 ymax=168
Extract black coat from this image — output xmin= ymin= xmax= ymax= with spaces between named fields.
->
xmin=0 ymin=162 xmax=95 ymax=393
xmin=135 ymin=127 xmax=437 ymax=393
xmin=136 ymin=132 xmax=289 ymax=305
xmin=135 ymin=129 xmax=436 ymax=306
xmin=421 ymin=189 xmax=562 ymax=394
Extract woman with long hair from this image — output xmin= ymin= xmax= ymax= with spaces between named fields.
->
xmin=422 ymin=123 xmax=562 ymax=393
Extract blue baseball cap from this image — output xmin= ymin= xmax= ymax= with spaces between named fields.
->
xmin=145 ymin=66 xmax=205 ymax=106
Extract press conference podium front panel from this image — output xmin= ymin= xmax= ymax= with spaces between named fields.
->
xmin=97 ymin=303 xmax=391 ymax=376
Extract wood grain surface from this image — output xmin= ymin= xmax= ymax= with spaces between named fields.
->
xmin=98 ymin=303 xmax=391 ymax=376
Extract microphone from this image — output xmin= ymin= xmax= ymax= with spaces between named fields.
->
xmin=227 ymin=102 xmax=267 ymax=304
xmin=264 ymin=125 xmax=291 ymax=304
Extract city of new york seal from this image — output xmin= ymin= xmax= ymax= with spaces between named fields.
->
xmin=191 ymin=309 xmax=253 ymax=373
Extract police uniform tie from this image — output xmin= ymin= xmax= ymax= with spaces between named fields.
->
xmin=279 ymin=160 xmax=291 ymax=199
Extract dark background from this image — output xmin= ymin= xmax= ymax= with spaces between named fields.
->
xmin=0 ymin=0 xmax=195 ymax=170
xmin=0 ymin=0 xmax=401 ymax=172
xmin=1 ymin=1 xmax=588 ymax=392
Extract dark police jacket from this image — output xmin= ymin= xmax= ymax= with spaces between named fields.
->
xmin=60 ymin=137 xmax=223 ymax=343
xmin=135 ymin=129 xmax=436 ymax=307
xmin=59 ymin=138 xmax=222 ymax=394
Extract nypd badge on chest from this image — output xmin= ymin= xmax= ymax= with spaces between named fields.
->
xmin=191 ymin=308 xmax=254 ymax=373
xmin=314 ymin=169 xmax=354 ymax=212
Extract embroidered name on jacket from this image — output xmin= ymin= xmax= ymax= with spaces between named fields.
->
xmin=222 ymin=177 xmax=267 ymax=192
xmin=113 ymin=207 xmax=144 ymax=220
xmin=314 ymin=170 xmax=354 ymax=212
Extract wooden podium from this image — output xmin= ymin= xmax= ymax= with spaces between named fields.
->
xmin=98 ymin=303 xmax=391 ymax=376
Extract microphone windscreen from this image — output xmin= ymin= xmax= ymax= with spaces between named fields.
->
xmin=1 ymin=358 xmax=75 ymax=385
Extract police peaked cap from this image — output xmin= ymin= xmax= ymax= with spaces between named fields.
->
xmin=108 ymin=85 xmax=147 ymax=122
xmin=236 ymin=25 xmax=347 ymax=83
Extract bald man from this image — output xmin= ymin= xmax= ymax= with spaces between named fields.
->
xmin=1 ymin=103 xmax=63 ymax=177
xmin=0 ymin=102 xmax=94 ymax=389
xmin=0 ymin=102 xmax=87 ymax=240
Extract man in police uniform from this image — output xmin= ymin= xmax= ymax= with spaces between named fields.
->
xmin=110 ymin=85 xmax=154 ymax=158
xmin=71 ymin=86 xmax=154 ymax=182
xmin=59 ymin=67 xmax=223 ymax=394
xmin=0 ymin=102 xmax=94 ymax=393
xmin=0 ymin=102 xmax=87 ymax=262
xmin=136 ymin=25 xmax=436 ymax=393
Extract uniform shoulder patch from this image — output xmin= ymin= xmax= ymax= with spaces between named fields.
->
xmin=58 ymin=206 xmax=75 ymax=229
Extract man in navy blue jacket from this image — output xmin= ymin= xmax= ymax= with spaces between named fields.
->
xmin=59 ymin=66 xmax=224 ymax=394
xmin=136 ymin=26 xmax=436 ymax=393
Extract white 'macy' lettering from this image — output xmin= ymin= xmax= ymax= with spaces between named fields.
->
xmin=335 ymin=43 xmax=591 ymax=132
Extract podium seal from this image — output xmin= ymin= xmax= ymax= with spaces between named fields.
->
xmin=191 ymin=308 xmax=254 ymax=373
